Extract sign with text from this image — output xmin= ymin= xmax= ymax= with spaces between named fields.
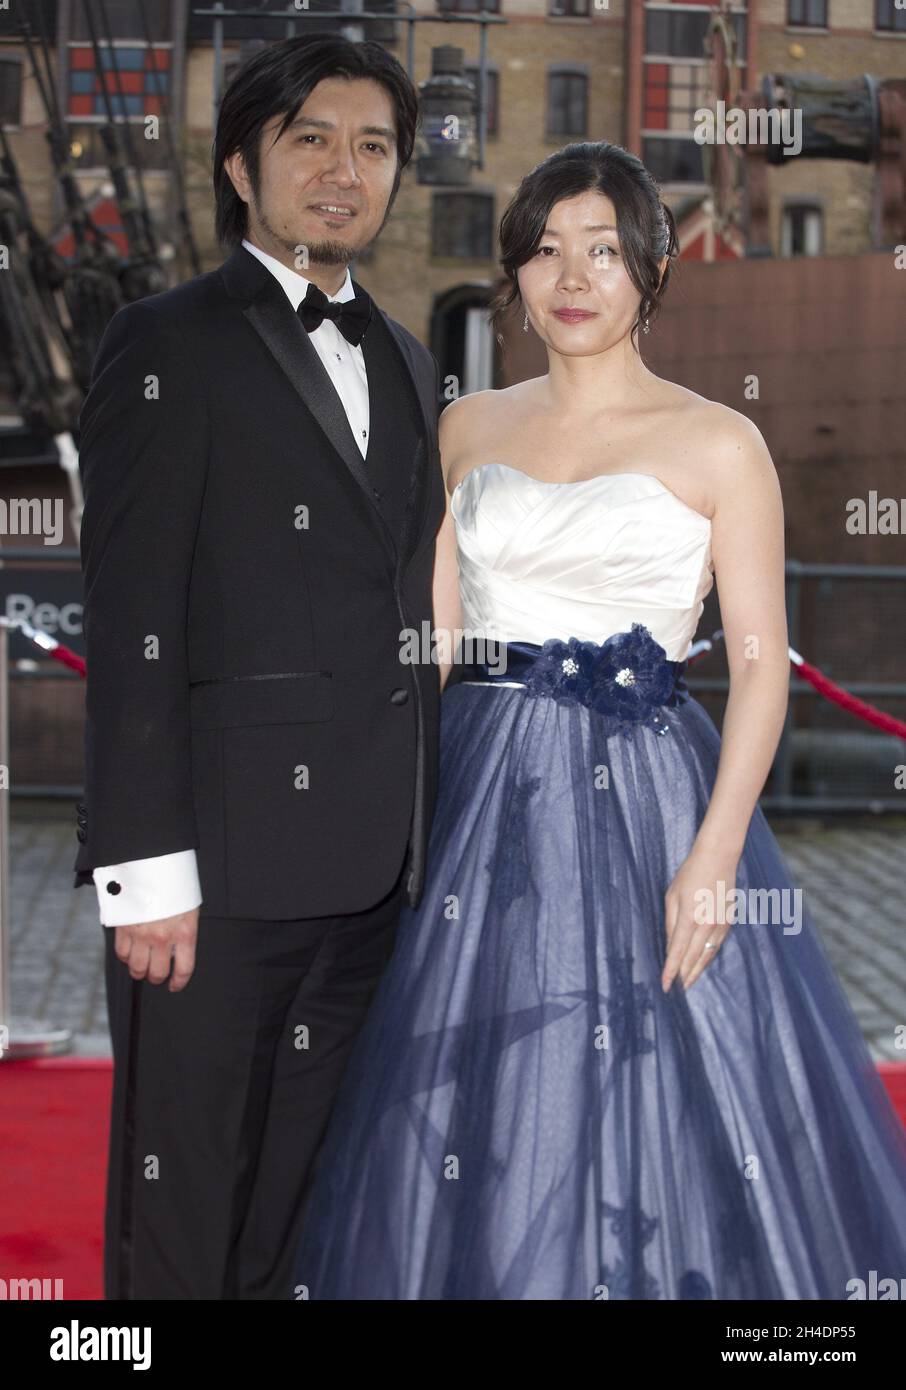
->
xmin=0 ymin=571 xmax=85 ymax=660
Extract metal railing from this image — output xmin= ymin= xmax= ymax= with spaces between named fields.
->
xmin=686 ymin=561 xmax=906 ymax=813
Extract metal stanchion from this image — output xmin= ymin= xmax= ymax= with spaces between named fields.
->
xmin=0 ymin=620 xmax=71 ymax=1060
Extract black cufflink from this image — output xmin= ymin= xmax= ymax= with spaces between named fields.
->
xmin=106 ymin=881 xmax=122 ymax=895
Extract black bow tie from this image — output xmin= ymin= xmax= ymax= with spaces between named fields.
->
xmin=297 ymin=282 xmax=372 ymax=346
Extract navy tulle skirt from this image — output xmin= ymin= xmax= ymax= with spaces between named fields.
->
xmin=291 ymin=679 xmax=906 ymax=1300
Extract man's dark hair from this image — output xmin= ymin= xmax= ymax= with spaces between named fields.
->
xmin=213 ymin=33 xmax=420 ymax=249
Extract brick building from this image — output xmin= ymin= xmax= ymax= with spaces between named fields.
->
xmin=2 ymin=0 xmax=906 ymax=395
xmin=0 ymin=1 xmax=904 ymax=796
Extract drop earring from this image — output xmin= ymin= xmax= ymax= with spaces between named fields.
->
xmin=642 ymin=316 xmax=650 ymax=335
xmin=522 ymin=311 xmax=529 ymax=333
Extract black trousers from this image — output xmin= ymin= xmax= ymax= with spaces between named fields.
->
xmin=101 ymin=868 xmax=404 ymax=1299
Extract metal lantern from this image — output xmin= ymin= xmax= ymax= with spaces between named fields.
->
xmin=416 ymin=46 xmax=478 ymax=186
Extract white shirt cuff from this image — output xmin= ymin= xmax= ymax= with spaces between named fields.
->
xmin=93 ymin=849 xmax=202 ymax=927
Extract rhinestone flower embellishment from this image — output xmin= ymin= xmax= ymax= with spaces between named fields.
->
xmin=522 ymin=624 xmax=683 ymax=736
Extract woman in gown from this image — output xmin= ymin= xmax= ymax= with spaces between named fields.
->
xmin=291 ymin=142 xmax=906 ymax=1300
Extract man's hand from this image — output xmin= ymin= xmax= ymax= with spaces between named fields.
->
xmin=114 ymin=907 xmax=199 ymax=992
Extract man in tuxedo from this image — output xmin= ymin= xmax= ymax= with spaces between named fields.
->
xmin=73 ymin=34 xmax=446 ymax=1299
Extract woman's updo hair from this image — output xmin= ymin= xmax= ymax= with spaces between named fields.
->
xmin=491 ymin=141 xmax=679 ymax=348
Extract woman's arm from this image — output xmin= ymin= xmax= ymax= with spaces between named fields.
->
xmin=662 ymin=412 xmax=789 ymax=992
xmin=696 ymin=413 xmax=790 ymax=856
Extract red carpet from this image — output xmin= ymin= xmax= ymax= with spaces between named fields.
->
xmin=0 ymin=1058 xmax=110 ymax=1300
xmin=1 ymin=1057 xmax=905 ymax=1302
xmin=878 ymin=1060 xmax=906 ymax=1121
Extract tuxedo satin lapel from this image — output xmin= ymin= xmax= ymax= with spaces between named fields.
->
xmin=243 ymin=284 xmax=375 ymax=504
xmin=374 ymin=305 xmax=435 ymax=566
xmin=220 ymin=245 xmax=394 ymax=559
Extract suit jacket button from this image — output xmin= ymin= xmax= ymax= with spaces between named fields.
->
xmin=76 ymin=801 xmax=86 ymax=814
xmin=390 ymin=687 xmax=409 ymax=705
xmin=106 ymin=880 xmax=122 ymax=895
xmin=76 ymin=828 xmax=87 ymax=842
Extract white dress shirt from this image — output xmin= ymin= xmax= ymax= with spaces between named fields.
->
xmin=92 ymin=239 xmax=371 ymax=926
xmin=241 ymin=239 xmax=370 ymax=458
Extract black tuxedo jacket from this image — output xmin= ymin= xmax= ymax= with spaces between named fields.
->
xmin=73 ymin=242 xmax=446 ymax=918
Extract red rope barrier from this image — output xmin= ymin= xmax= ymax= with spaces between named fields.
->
xmin=688 ymin=629 xmax=906 ymax=741
xmin=0 ymin=619 xmax=86 ymax=677
xmin=791 ymin=653 xmax=906 ymax=741
xmin=46 ymin=643 xmax=86 ymax=677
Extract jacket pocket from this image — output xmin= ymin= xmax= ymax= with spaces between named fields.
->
xmin=189 ymin=671 xmax=333 ymax=729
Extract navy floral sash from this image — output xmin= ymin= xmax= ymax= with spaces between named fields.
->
xmin=456 ymin=622 xmax=689 ymax=738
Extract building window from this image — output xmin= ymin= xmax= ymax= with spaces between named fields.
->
xmin=431 ymin=285 xmax=496 ymax=400
xmin=437 ymin=0 xmax=501 ymax=12
xmin=0 ymin=1 xmax=57 ymax=41
xmin=67 ymin=44 xmax=172 ymax=122
xmin=464 ymin=64 xmax=499 ymax=138
xmin=65 ymin=3 xmax=173 ymax=170
xmin=189 ymin=0 xmax=368 ymax=41
xmin=645 ymin=61 xmax=712 ymax=132
xmin=70 ymin=0 xmax=172 ymax=40
xmin=641 ymin=136 xmax=704 ymax=185
xmin=0 ymin=56 xmax=23 ymax=127
xmin=546 ymin=69 xmax=588 ymax=138
xmin=431 ymin=191 xmax=494 ymax=260
xmin=548 ymin=0 xmax=590 ymax=16
xmin=788 ymin=0 xmax=827 ymax=25
xmin=645 ymin=3 xmax=747 ymax=62
xmin=643 ymin=2 xmax=746 ymax=187
xmin=360 ymin=0 xmax=400 ymax=44
xmin=66 ymin=1 xmax=172 ymax=126
xmin=876 ymin=0 xmax=906 ymax=33
xmin=781 ymin=204 xmax=823 ymax=258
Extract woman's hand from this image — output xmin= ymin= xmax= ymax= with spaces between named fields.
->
xmin=661 ymin=843 xmax=740 ymax=993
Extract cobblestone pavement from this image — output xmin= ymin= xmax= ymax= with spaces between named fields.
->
xmin=3 ymin=802 xmax=905 ymax=1062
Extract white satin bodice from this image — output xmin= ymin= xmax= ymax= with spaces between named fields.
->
xmin=451 ymin=462 xmax=714 ymax=662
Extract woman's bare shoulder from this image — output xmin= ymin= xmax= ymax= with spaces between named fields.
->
xmin=439 ymin=383 xmax=537 ymax=480
xmin=439 ymin=381 xmax=535 ymax=433
xmin=664 ymin=386 xmax=777 ymax=497
xmin=438 ymin=387 xmax=497 ymax=440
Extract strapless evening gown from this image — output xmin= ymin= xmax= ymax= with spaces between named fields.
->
xmin=291 ymin=463 xmax=906 ymax=1300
